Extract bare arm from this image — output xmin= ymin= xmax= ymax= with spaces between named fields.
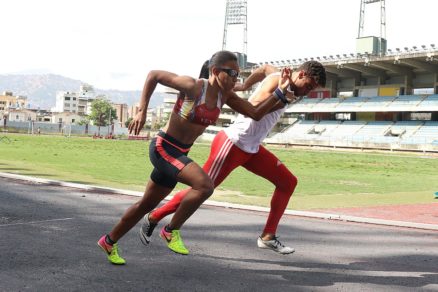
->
xmin=225 ymin=92 xmax=283 ymax=121
xmin=128 ymin=70 xmax=199 ymax=135
xmin=234 ymin=64 xmax=280 ymax=92
xmin=225 ymin=68 xmax=291 ymax=121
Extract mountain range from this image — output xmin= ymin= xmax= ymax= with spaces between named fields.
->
xmin=0 ymin=74 xmax=169 ymax=110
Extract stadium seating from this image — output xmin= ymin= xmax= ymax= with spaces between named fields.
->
xmin=387 ymin=121 xmax=423 ymax=137
xmin=335 ymin=96 xmax=369 ymax=112
xmin=264 ymin=118 xmax=437 ymax=151
xmin=203 ymin=94 xmax=438 ymax=151
xmin=282 ymin=120 xmax=318 ymax=135
xmin=351 ymin=121 xmax=393 ymax=142
xmin=313 ymin=97 xmax=343 ymax=113
xmin=270 ymin=120 xmax=318 ymax=143
xmin=402 ymin=121 xmax=438 ymax=144
xmin=361 ymin=96 xmax=395 ymax=111
xmin=286 ymin=95 xmax=437 ymax=113
xmin=328 ymin=121 xmax=367 ymax=138
xmin=416 ymin=95 xmax=438 ymax=111
xmin=386 ymin=95 xmax=425 ymax=111
xmin=285 ymin=97 xmax=322 ymax=113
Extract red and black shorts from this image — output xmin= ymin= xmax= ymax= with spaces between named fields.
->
xmin=149 ymin=131 xmax=193 ymax=188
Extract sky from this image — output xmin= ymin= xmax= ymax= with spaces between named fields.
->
xmin=1 ymin=0 xmax=437 ymax=91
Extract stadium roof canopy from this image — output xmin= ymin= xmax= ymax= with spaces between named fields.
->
xmin=243 ymin=48 xmax=438 ymax=94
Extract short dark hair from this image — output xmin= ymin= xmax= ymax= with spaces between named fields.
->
xmin=298 ymin=61 xmax=326 ymax=87
xmin=208 ymin=50 xmax=238 ymax=70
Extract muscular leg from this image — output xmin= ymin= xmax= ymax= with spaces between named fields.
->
xmin=167 ymin=161 xmax=214 ymax=230
xmin=242 ymin=146 xmax=298 ymax=240
xmin=151 ymin=131 xmax=247 ymax=223
xmin=150 ymin=188 xmax=190 ymax=223
xmin=109 ymin=180 xmax=173 ymax=242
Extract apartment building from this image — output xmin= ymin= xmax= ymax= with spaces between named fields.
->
xmin=52 ymin=84 xmax=96 ymax=115
xmin=113 ymin=103 xmax=129 ymax=127
xmin=0 ymin=91 xmax=27 ymax=117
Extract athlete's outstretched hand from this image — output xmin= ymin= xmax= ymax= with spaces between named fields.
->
xmin=278 ymin=67 xmax=292 ymax=92
xmin=278 ymin=67 xmax=303 ymax=104
xmin=128 ymin=111 xmax=147 ymax=135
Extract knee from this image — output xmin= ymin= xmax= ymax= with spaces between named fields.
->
xmin=196 ymin=178 xmax=215 ymax=199
xmin=277 ymin=172 xmax=298 ymax=194
xmin=288 ymin=174 xmax=298 ymax=192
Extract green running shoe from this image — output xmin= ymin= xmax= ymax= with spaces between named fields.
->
xmin=159 ymin=227 xmax=189 ymax=255
xmin=97 ymin=235 xmax=126 ymax=265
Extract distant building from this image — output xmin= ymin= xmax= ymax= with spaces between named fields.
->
xmin=128 ymin=105 xmax=157 ymax=129
xmin=155 ymin=86 xmax=177 ymax=125
xmin=156 ymin=97 xmax=176 ymax=121
xmin=146 ymin=108 xmax=157 ymax=129
xmin=35 ymin=109 xmax=52 ymax=122
xmin=128 ymin=87 xmax=178 ymax=130
xmin=51 ymin=112 xmax=84 ymax=125
xmin=128 ymin=103 xmax=140 ymax=119
xmin=8 ymin=108 xmax=36 ymax=122
xmin=0 ymin=91 xmax=27 ymax=117
xmin=113 ymin=103 xmax=129 ymax=127
xmin=52 ymin=84 xmax=96 ymax=115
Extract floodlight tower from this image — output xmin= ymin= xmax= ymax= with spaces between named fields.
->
xmin=357 ymin=0 xmax=386 ymax=56
xmin=222 ymin=0 xmax=247 ymax=56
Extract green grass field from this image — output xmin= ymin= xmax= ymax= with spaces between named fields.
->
xmin=0 ymin=133 xmax=437 ymax=210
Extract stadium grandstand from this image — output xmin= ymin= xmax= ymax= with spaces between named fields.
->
xmin=204 ymin=46 xmax=438 ymax=153
xmin=262 ymin=47 xmax=438 ymax=153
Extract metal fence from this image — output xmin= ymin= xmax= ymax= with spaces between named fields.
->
xmin=2 ymin=120 xmax=128 ymax=136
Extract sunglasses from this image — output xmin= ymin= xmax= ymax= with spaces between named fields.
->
xmin=217 ymin=68 xmax=239 ymax=78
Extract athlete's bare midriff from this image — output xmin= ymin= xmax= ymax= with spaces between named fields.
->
xmin=161 ymin=113 xmax=208 ymax=144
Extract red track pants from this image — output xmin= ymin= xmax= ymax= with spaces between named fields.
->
xmin=151 ymin=130 xmax=298 ymax=235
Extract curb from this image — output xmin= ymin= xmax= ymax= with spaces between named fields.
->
xmin=1 ymin=172 xmax=437 ymax=232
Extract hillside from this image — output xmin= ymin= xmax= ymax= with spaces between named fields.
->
xmin=0 ymin=74 xmax=167 ymax=109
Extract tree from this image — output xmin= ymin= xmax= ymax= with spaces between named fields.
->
xmin=124 ymin=117 xmax=133 ymax=128
xmin=77 ymin=117 xmax=90 ymax=126
xmin=152 ymin=119 xmax=167 ymax=130
xmin=89 ymin=99 xmax=118 ymax=135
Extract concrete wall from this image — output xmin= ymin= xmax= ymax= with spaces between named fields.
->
xmin=3 ymin=120 xmax=129 ymax=136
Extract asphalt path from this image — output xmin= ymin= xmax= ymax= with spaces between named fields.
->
xmin=1 ymin=177 xmax=437 ymax=292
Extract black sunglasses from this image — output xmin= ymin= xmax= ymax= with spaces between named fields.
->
xmin=217 ymin=68 xmax=239 ymax=78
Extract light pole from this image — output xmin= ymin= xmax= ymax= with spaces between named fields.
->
xmin=108 ymin=108 xmax=112 ymax=136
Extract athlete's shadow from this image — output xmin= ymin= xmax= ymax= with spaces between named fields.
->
xmin=197 ymin=253 xmax=438 ymax=288
xmin=180 ymin=214 xmax=438 ymax=289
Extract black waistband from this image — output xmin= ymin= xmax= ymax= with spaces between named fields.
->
xmin=157 ymin=131 xmax=193 ymax=149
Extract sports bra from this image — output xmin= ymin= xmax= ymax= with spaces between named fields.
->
xmin=173 ymin=79 xmax=223 ymax=126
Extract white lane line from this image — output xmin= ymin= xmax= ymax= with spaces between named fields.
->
xmin=0 ymin=217 xmax=74 ymax=227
